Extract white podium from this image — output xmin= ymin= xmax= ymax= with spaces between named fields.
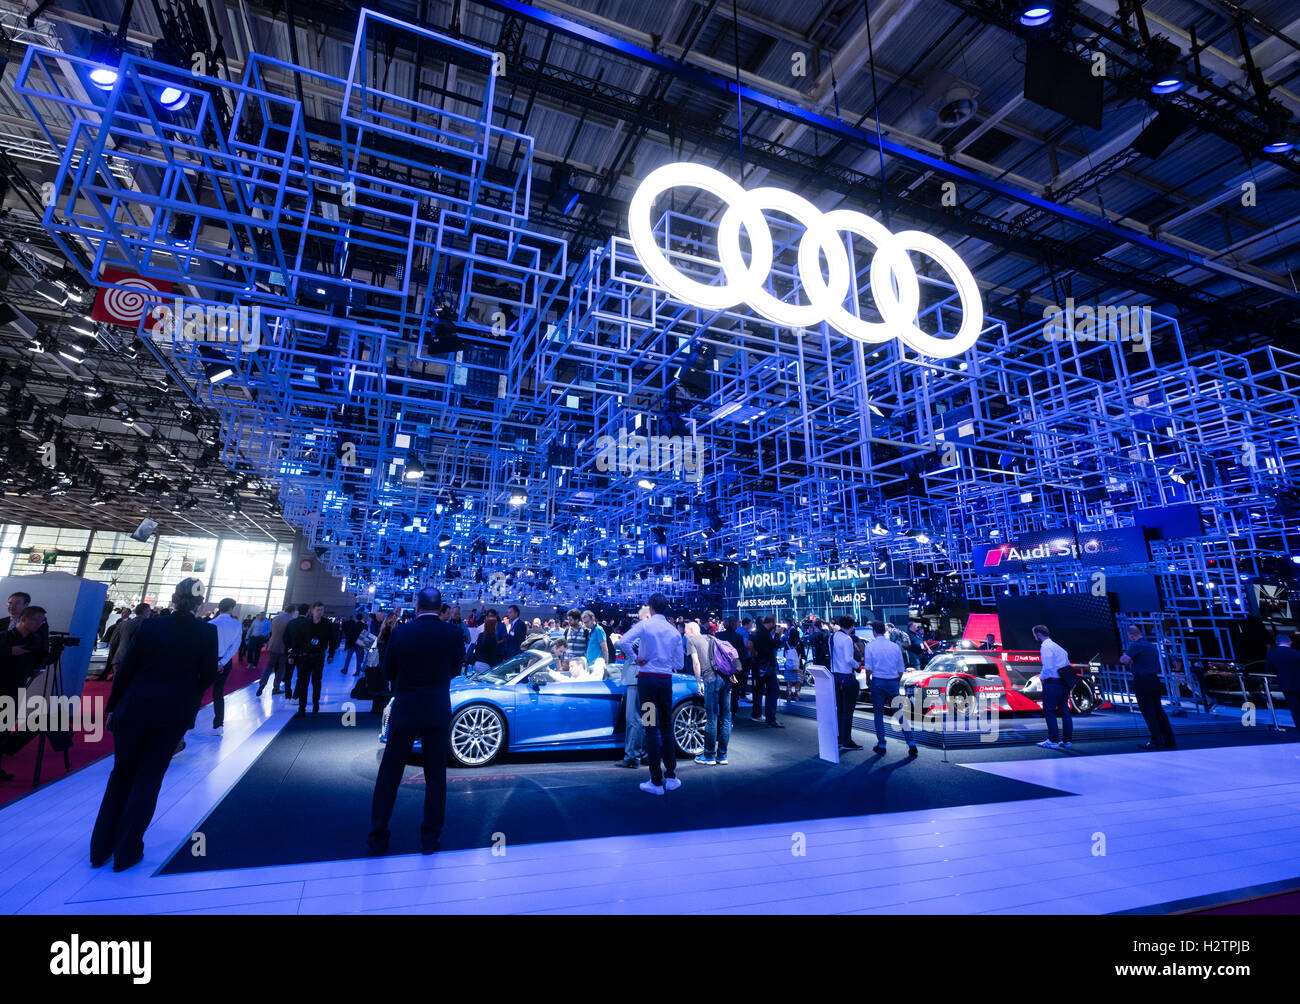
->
xmin=808 ymin=665 xmax=840 ymax=763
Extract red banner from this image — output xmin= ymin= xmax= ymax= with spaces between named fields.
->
xmin=92 ymin=269 xmax=174 ymax=328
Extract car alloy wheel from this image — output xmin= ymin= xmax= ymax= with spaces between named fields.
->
xmin=946 ymin=679 xmax=976 ymax=714
xmin=1069 ymin=682 xmax=1096 ymax=715
xmin=673 ymin=701 xmax=707 ymax=756
xmin=449 ymin=704 xmax=506 ymax=767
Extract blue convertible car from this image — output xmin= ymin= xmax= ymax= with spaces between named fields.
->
xmin=380 ymin=649 xmax=706 ymax=767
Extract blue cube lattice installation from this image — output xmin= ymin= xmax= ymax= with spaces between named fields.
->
xmin=13 ymin=7 xmax=1300 ymax=670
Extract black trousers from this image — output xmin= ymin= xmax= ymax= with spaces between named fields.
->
xmin=637 ymin=674 xmax=677 ymax=786
xmin=731 ymin=663 xmax=749 ymax=713
xmin=1133 ymin=675 xmax=1175 ymax=747
xmin=246 ymin=635 xmax=266 ymax=668
xmin=91 ymin=720 xmax=188 ymax=866
xmin=211 ymin=661 xmax=232 ymax=727
xmin=833 ymin=673 xmax=860 ymax=746
xmin=1284 ymin=691 xmax=1300 ymax=730
xmin=752 ymin=662 xmax=779 ymax=723
xmin=370 ymin=723 xmax=449 ymax=845
xmin=296 ymin=657 xmax=325 ymax=712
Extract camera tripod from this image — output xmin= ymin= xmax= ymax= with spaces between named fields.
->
xmin=30 ymin=643 xmax=73 ymax=788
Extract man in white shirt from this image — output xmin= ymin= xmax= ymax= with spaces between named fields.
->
xmin=210 ymin=598 xmax=243 ymax=729
xmin=614 ymin=594 xmax=683 ymax=795
xmin=864 ymin=620 xmax=918 ymax=757
xmin=830 ymin=616 xmax=863 ymax=751
xmin=1033 ymin=624 xmax=1074 ymax=750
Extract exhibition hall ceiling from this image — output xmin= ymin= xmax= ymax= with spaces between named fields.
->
xmin=0 ymin=0 xmax=1297 ymax=591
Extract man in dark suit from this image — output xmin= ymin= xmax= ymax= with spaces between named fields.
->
xmin=501 ymin=604 xmax=527 ymax=659
xmin=1267 ymin=633 xmax=1300 ymax=731
xmin=90 ymin=578 xmax=217 ymax=872
xmin=105 ymin=603 xmax=150 ymax=680
xmin=368 ymin=586 xmax=464 ymax=855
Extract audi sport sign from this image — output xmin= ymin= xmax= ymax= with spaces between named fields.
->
xmin=93 ymin=269 xmax=174 ymax=328
xmin=627 ymin=162 xmax=983 ymax=358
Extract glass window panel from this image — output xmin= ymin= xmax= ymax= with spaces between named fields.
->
xmin=146 ymin=536 xmax=218 ymax=606
xmin=83 ymin=531 xmax=156 ymax=607
xmin=210 ymin=540 xmax=278 ymax=614
xmin=0 ymin=524 xmax=23 ymax=578
xmin=17 ymin=525 xmax=89 ymax=575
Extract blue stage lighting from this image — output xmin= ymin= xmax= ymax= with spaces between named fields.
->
xmin=1150 ymin=77 xmax=1183 ymax=95
xmin=157 ymin=86 xmax=190 ymax=111
xmin=1019 ymin=4 xmax=1053 ymax=27
xmin=89 ymin=66 xmax=119 ymax=90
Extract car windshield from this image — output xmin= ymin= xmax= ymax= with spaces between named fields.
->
xmin=473 ymin=649 xmax=545 ymax=684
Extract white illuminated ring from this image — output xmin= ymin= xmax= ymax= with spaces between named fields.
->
xmin=627 ymin=163 xmax=984 ymax=358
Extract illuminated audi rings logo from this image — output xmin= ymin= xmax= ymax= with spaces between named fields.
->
xmin=627 ymin=162 xmax=983 ymax=358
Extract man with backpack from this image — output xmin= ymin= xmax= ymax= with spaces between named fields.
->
xmin=830 ymin=616 xmax=863 ymax=751
xmin=686 ymin=622 xmax=738 ymax=765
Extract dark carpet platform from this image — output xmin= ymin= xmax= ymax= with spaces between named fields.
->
xmin=162 ymin=710 xmax=1294 ymax=874
xmin=162 ymin=712 xmax=1069 ymax=873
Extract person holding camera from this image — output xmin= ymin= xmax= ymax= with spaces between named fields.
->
xmin=0 ymin=605 xmax=48 ymax=781
xmin=91 ymin=578 xmax=217 ymax=871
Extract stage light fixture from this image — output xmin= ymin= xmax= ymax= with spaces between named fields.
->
xmin=404 ymin=457 xmax=425 ymax=480
xmin=637 ymin=477 xmax=655 ymax=490
xmin=547 ymin=165 xmax=582 ymax=215
xmin=198 ymin=345 xmax=234 ymax=383
xmin=1019 ymin=3 xmax=1052 ymax=26
xmin=438 ymin=532 xmax=451 ymax=547
xmin=509 ymin=484 xmax=528 ymax=506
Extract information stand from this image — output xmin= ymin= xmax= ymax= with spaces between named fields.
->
xmin=808 ymin=665 xmax=840 ymax=763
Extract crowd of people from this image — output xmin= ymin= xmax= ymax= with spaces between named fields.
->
xmin=19 ymin=576 xmax=1293 ymax=871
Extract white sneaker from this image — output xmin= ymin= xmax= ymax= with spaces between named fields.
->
xmin=1037 ymin=739 xmax=1061 ymax=749
xmin=663 ymin=777 xmax=682 ymax=791
xmin=639 ymin=781 xmax=665 ymax=795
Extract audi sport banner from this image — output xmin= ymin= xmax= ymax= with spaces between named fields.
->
xmin=92 ymin=269 xmax=174 ymax=329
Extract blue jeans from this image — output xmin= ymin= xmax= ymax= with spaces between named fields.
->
xmin=1042 ymin=678 xmax=1073 ymax=742
xmin=704 ymin=676 xmax=732 ymax=756
xmin=341 ymin=643 xmax=366 ymax=675
xmin=869 ymin=677 xmax=913 ymax=746
xmin=623 ymin=683 xmax=645 ymax=761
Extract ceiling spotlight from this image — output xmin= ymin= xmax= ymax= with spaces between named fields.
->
xmin=1150 ymin=76 xmax=1183 ymax=95
xmin=157 ymin=86 xmax=190 ymax=111
xmin=637 ymin=477 xmax=655 ymax=490
xmin=509 ymin=484 xmax=528 ymax=506
xmin=547 ymin=164 xmax=582 ymax=215
xmin=32 ymin=279 xmax=67 ymax=305
xmin=1170 ymin=466 xmax=1193 ymax=485
xmin=198 ymin=345 xmax=234 ymax=383
xmin=438 ymin=532 xmax=451 ymax=547
xmin=1018 ymin=4 xmax=1052 ymax=27
xmin=404 ymin=457 xmax=425 ymax=480
xmin=871 ymin=521 xmax=889 ymax=536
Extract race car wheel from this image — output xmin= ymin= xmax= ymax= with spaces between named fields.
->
xmin=1069 ymin=681 xmax=1096 ymax=715
xmin=448 ymin=704 xmax=506 ymax=767
xmin=672 ymin=700 xmax=707 ymax=757
xmin=946 ymin=678 xmax=977 ymax=714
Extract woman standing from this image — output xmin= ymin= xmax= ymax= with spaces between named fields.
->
xmin=471 ymin=609 xmax=503 ymax=673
